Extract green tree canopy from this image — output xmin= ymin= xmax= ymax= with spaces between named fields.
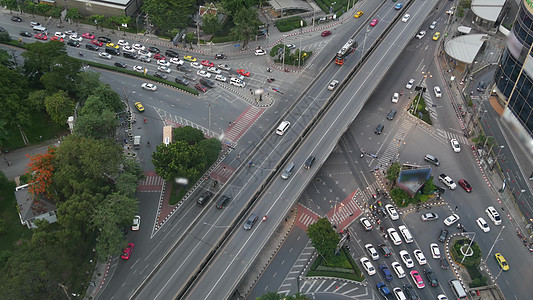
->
xmin=201 ymin=12 xmax=221 ymax=35
xmin=230 ymin=7 xmax=261 ymax=47
xmin=0 ymin=65 xmax=31 ymax=127
xmin=142 ymin=0 xmax=195 ymax=34
xmin=173 ymin=125 xmax=205 ymax=144
xmin=74 ymin=110 xmax=118 ymax=139
xmin=44 ymin=90 xmax=75 ymax=126
xmin=221 ymin=0 xmax=256 ymax=16
xmin=307 ymin=218 xmax=339 ymax=259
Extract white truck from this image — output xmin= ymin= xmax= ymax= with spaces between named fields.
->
xmin=439 ymin=174 xmax=456 ymax=190
xmin=133 ymin=136 xmax=141 ymax=150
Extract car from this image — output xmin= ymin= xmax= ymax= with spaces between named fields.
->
xmin=215 ymin=53 xmax=227 ymax=59
xmin=406 ymin=79 xmax=415 ymax=89
xmin=114 ymin=62 xmax=127 ymax=68
xmin=402 ymin=14 xmax=410 ymax=22
xmin=139 ymin=55 xmax=151 ymax=63
xmin=443 ymin=214 xmax=460 ymax=226
xmin=116 ymin=39 xmax=128 ymax=46
xmin=387 ymin=228 xmax=402 ymax=245
xmin=82 ymin=32 xmax=95 ymax=39
xmin=328 ymin=80 xmax=339 ymax=91
xmin=197 ymin=70 xmax=211 ymax=78
xmin=439 ymin=174 xmax=457 ymax=189
xmin=157 ymin=60 xmax=170 ymax=67
xmin=153 ymin=72 xmax=167 ymax=80
xmin=434 ymin=86 xmax=442 ymax=98
xmin=392 ymin=92 xmax=399 ymax=103
xmin=399 ymin=250 xmax=414 ymax=268
xmin=133 ymin=65 xmax=146 ymax=73
xmin=476 ymin=217 xmax=490 ymax=232
xmin=50 ymin=36 xmax=64 ymax=42
xmin=201 ymin=60 xmax=214 ymax=67
xmin=70 ymin=35 xmax=83 ymax=42
xmin=67 ymin=40 xmax=80 ymax=47
xmin=231 ymin=74 xmax=245 ymax=81
xmin=165 ymin=50 xmax=180 ymax=58
xmin=321 ymin=30 xmax=332 ymax=37
xmin=450 ymin=139 xmax=461 ymax=152
xmin=413 ymin=249 xmax=426 ymax=265
xmin=54 ymin=32 xmax=66 ymax=39
xmin=218 ymin=64 xmax=231 ymax=71
xmin=169 ymin=57 xmax=184 ymax=65
xmin=214 ymin=74 xmax=227 ymax=82
xmin=153 ymin=53 xmax=166 ymax=60
xmin=385 ymin=204 xmax=399 ymax=220
xmin=424 ymin=269 xmax=439 ymax=287
xmin=132 ymin=215 xmax=140 ymax=230
xmin=393 ymin=287 xmax=406 ymax=300
xmin=196 ymin=191 xmax=213 ymax=206
xmin=138 ymin=49 xmax=151 ymax=57
xmin=395 ymin=3 xmax=403 ymax=9
xmin=370 ymin=19 xmax=379 ymax=26
xmin=183 ymin=73 xmax=197 ymax=81
xmin=64 ymin=30 xmax=77 ymax=36
xmin=134 ymin=102 xmax=144 ymax=112
xmin=286 ymin=44 xmax=296 ymax=50
xmin=360 ymin=257 xmax=376 ymax=275
xmin=158 ymin=66 xmax=171 ymax=73
xmin=378 ymin=244 xmax=392 ymax=257
xmin=398 ymin=225 xmax=413 ymax=243
xmin=237 ymin=69 xmax=251 ymax=77
xmin=387 ymin=109 xmax=397 ymax=120
xmin=254 ymin=49 xmax=266 ymax=56
xmin=433 ymin=32 xmax=441 ymax=41
xmin=391 ymin=262 xmax=405 ymax=278
xmin=415 ymin=30 xmax=426 ymax=39
xmin=215 ymin=195 xmax=230 ymax=209
xmin=477 ymin=81 xmax=486 ymax=92
xmin=421 ymin=212 xmax=439 ymax=221
xmin=195 ymin=83 xmax=207 ymax=92
xmin=98 ymin=36 xmax=111 ymax=43
xmin=437 ymin=295 xmax=448 ymax=300
xmin=11 ymin=16 xmax=22 ymax=22
xmin=20 ymin=31 xmax=33 ymax=37
xmin=375 ymin=124 xmax=384 ymax=135
xmin=446 ymin=9 xmax=454 ymax=15
xmin=377 ymin=282 xmax=393 ymax=298
xmin=458 ymin=179 xmax=472 ymax=192
xmin=438 ymin=229 xmax=448 ymax=243
xmin=98 ymin=52 xmax=112 ymax=60
xmin=132 ymin=43 xmax=145 ymax=51
xmin=495 ymin=253 xmax=509 ymax=271
xmin=403 ymin=284 xmax=419 ymax=300
xmin=430 ymin=243 xmax=440 ymax=259
xmin=379 ymin=264 xmax=393 ymax=281
xmin=354 ymin=11 xmax=364 ymax=18
xmin=410 ymin=270 xmax=425 ymax=289
xmin=430 ymin=21 xmax=437 ymax=30
xmin=190 ymin=62 xmax=203 ymax=69
xmin=486 ymin=206 xmax=502 ymax=225
xmin=91 ymin=39 xmax=104 ymax=47
xmin=121 ymin=243 xmax=134 ymax=260
xmin=35 ymin=33 xmax=48 ymax=40
xmin=304 ymin=156 xmax=315 ymax=169
xmin=207 ymin=67 xmax=222 ymax=74
xmin=141 ymin=83 xmax=157 ymax=91
xmin=30 ymin=21 xmax=41 ymax=27
xmin=148 ymin=46 xmax=160 ymax=53
xmin=360 ymin=217 xmax=372 ymax=231
xmin=365 ymin=244 xmax=380 ymax=260
xmin=243 ymin=213 xmax=258 ymax=230
xmin=183 ymin=55 xmax=197 ymax=62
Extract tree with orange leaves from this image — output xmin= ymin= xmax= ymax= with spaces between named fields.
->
xmin=26 ymin=146 xmax=56 ymax=197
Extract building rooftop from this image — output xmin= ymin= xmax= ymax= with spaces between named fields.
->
xmin=445 ymin=34 xmax=489 ymax=64
xmin=471 ymin=0 xmax=506 ymax=22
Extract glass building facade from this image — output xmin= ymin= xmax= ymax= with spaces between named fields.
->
xmin=493 ymin=0 xmax=533 ymax=137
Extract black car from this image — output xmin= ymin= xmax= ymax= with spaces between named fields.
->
xmin=148 ymin=46 xmax=160 ymax=53
xmin=153 ymin=72 xmax=167 ymax=80
xmin=438 ymin=228 xmax=448 ymax=243
xmin=114 ymin=62 xmax=127 ymax=68
xmin=423 ymin=269 xmax=439 ymax=287
xmin=98 ymin=36 xmax=111 ymax=43
xmin=243 ymin=213 xmax=258 ymax=230
xmin=386 ymin=109 xmax=396 ymax=120
xmin=11 ymin=16 xmax=22 ymax=22
xmin=304 ymin=155 xmax=315 ymax=169
xmin=378 ymin=244 xmax=392 ymax=257
xmin=20 ymin=31 xmax=32 ymax=37
xmin=86 ymin=44 xmax=99 ymax=51
xmin=177 ymin=65 xmax=192 ymax=73
xmin=67 ymin=40 xmax=80 ymax=47
xmin=196 ymin=191 xmax=212 ymax=206
xmin=375 ymin=124 xmax=384 ymax=134
xmin=216 ymin=195 xmax=230 ymax=209
xmin=165 ymin=50 xmax=179 ymax=58
xmin=0 ymin=26 xmax=5 ymax=32
xmin=215 ymin=53 xmax=226 ymax=59
xmin=403 ymin=284 xmax=419 ymax=300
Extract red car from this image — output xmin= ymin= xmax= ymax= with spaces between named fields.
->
xmin=370 ymin=19 xmax=379 ymax=26
xmin=321 ymin=30 xmax=332 ymax=37
xmin=153 ymin=53 xmax=166 ymax=60
xmin=82 ymin=32 xmax=95 ymax=39
xmin=237 ymin=69 xmax=250 ymax=77
xmin=121 ymin=243 xmax=134 ymax=260
xmin=458 ymin=179 xmax=472 ymax=192
xmin=35 ymin=33 xmax=47 ymax=40
xmin=410 ymin=270 xmax=425 ymax=289
xmin=91 ymin=39 xmax=103 ymax=47
xmin=50 ymin=36 xmax=64 ymax=42
xmin=195 ymin=83 xmax=207 ymax=92
xmin=201 ymin=60 xmax=214 ymax=67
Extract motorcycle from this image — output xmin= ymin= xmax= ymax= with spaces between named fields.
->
xmin=78 ymin=52 xmax=83 ymax=57
xmin=266 ymin=68 xmax=272 ymax=73
xmin=262 ymin=215 xmax=267 ymax=222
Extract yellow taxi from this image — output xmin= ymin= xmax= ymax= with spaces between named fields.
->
xmin=354 ymin=11 xmax=363 ymax=18
xmin=134 ymin=102 xmax=145 ymax=112
xmin=495 ymin=253 xmax=509 ymax=271
xmin=183 ymin=55 xmax=197 ymax=62
xmin=106 ymin=42 xmax=119 ymax=49
xmin=432 ymin=32 xmax=441 ymax=41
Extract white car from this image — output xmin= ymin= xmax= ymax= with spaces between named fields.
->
xmin=385 ymin=204 xmax=399 ymax=220
xmin=391 ymin=261 xmax=406 ymax=278
xmin=207 ymin=67 xmax=221 ymax=74
xmin=190 ymin=62 xmax=203 ymax=69
xmin=98 ymin=52 xmax=112 ymax=60
xmin=215 ymin=74 xmax=227 ymax=82
xmin=169 ymin=57 xmax=184 ymax=65
xmin=443 ymin=214 xmax=460 ymax=226
xmin=138 ymin=49 xmax=151 ymax=57
xmin=64 ymin=30 xmax=77 ymax=36
xmin=133 ymin=65 xmax=146 ymax=73
xmin=132 ymin=43 xmax=145 ymax=51
xmin=117 ymin=39 xmax=129 ymax=46
xmin=476 ymin=217 xmax=490 ymax=232
xmin=141 ymin=83 xmax=157 ymax=91
xmin=158 ymin=66 xmax=171 ymax=73
xmin=54 ymin=32 xmax=66 ymax=39
xmin=434 ymin=86 xmax=442 ymax=97
xmin=255 ymin=49 xmax=266 ymax=56
xmin=450 ymin=139 xmax=461 ymax=152
xmin=157 ymin=60 xmax=170 ymax=67
xmin=392 ymin=92 xmax=399 ymax=103
xmin=413 ymin=249 xmax=427 ymax=265
xmin=387 ymin=228 xmax=402 ymax=246
xmin=360 ymin=257 xmax=376 ymax=275
xmin=399 ymin=250 xmax=414 ymax=268
xmin=406 ymin=79 xmax=415 ymax=89
xmin=437 ymin=295 xmax=448 ymax=300
xmin=430 ymin=21 xmax=437 ymax=30
xmin=430 ymin=243 xmax=441 ymax=259
xmin=197 ymin=70 xmax=211 ymax=78
xmin=328 ymin=80 xmax=339 ymax=91
xmin=402 ymin=14 xmax=410 ymax=22
xmin=218 ymin=64 xmax=231 ymax=71
xmin=365 ymin=244 xmax=380 ymax=260
xmin=122 ymin=46 xmax=135 ymax=53
xmin=415 ymin=30 xmax=426 ymax=39
xmin=132 ymin=215 xmax=140 ymax=231
xmin=70 ymin=35 xmax=82 ymax=42
xmin=360 ymin=217 xmax=373 ymax=231
xmin=393 ymin=287 xmax=406 ymax=300
xmin=485 ymin=206 xmax=502 ymax=225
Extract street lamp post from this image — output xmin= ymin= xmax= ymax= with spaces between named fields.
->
xmin=485 ymin=225 xmax=505 ymax=261
xmin=460 ymin=232 xmax=476 ymax=265
xmin=517 ymin=189 xmax=527 ymax=203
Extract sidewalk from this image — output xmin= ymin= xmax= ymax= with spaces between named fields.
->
xmin=2 ymin=139 xmax=60 ymax=180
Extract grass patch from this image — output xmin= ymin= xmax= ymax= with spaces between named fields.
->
xmin=168 ymin=181 xmax=188 ymax=206
xmin=276 ymin=17 xmax=306 ymax=32
xmin=409 ymin=94 xmax=433 ymax=125
xmin=307 ymin=246 xmax=364 ymax=281
xmin=0 ymin=182 xmax=33 ymax=252
xmin=3 ymin=111 xmax=68 ymax=150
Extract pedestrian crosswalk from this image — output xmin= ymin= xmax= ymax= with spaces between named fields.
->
xmin=137 ymin=172 xmax=165 ymax=192
xmin=325 ymin=190 xmax=362 ymax=229
xmin=295 ymin=203 xmax=319 ymax=230
xmin=377 ymin=118 xmax=413 ymax=168
xmin=435 ymin=128 xmax=469 ymax=145
xmin=224 ymin=106 xmax=265 ymax=143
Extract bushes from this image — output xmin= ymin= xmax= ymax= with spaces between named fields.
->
xmin=307 ymin=246 xmax=364 ymax=281
xmin=276 ymin=17 xmax=306 ymax=32
xmin=409 ymin=95 xmax=433 ymax=125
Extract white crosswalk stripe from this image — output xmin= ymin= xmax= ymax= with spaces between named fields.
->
xmin=377 ymin=118 xmax=413 ymax=168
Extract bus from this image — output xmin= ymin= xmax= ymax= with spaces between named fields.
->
xmin=163 ymin=126 xmax=172 ymax=146
xmin=335 ymin=38 xmax=358 ymax=65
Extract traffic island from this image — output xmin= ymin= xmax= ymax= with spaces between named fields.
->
xmin=408 ymin=94 xmax=433 ymax=125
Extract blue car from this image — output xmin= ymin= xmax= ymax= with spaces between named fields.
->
xmin=379 ymin=264 xmax=393 ymax=281
xmin=395 ymin=3 xmax=403 ymax=9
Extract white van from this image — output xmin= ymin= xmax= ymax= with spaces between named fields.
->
xmin=230 ymin=77 xmax=245 ymax=87
xmin=281 ymin=162 xmax=294 ymax=179
xmin=387 ymin=228 xmax=402 ymax=246
xmin=32 ymin=25 xmax=47 ymax=33
xmin=449 ymin=279 xmax=467 ymax=299
xmin=485 ymin=206 xmax=502 ymax=225
xmin=276 ymin=121 xmax=290 ymax=135
xmin=398 ymin=225 xmax=413 ymax=243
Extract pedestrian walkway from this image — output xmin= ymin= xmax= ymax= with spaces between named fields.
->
xmin=224 ymin=106 xmax=266 ymax=143
xmin=435 ymin=128 xmax=469 ymax=145
xmin=209 ymin=163 xmax=234 ymax=183
xmin=325 ymin=189 xmax=363 ymax=230
xmin=294 ymin=203 xmax=320 ymax=230
xmin=137 ymin=171 xmax=165 ymax=192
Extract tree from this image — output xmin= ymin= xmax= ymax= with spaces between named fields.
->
xmin=115 ymin=173 xmax=139 ymax=198
xmin=152 ymin=141 xmax=206 ymax=181
xmin=27 ymin=90 xmax=47 ymax=112
xmin=88 ymin=15 xmax=105 ymax=29
xmin=173 ymin=125 xmax=205 ymax=144
xmin=0 ymin=65 xmax=31 ymax=127
xmin=22 ymin=41 xmax=68 ymax=86
xmin=230 ymin=7 xmax=260 ymax=47
xmin=197 ymin=138 xmax=221 ymax=165
xmin=65 ymin=8 xmax=82 ymax=23
xmin=386 ymin=162 xmax=401 ymax=183
xmin=306 ymin=218 xmax=339 ymax=259
xmin=141 ymin=0 xmax=195 ymax=34
xmin=201 ymin=12 xmax=221 ymax=35
xmin=49 ymin=6 xmax=61 ymax=22
xmin=26 ymin=146 xmax=56 ymax=197
xmin=0 ymin=0 xmax=18 ymax=13
xmin=44 ymin=90 xmax=75 ymax=126
xmin=221 ymin=0 xmax=255 ymax=16
xmin=91 ymin=84 xmax=125 ymax=112
xmin=73 ymin=71 xmax=101 ymax=102
xmin=74 ymin=110 xmax=118 ymax=139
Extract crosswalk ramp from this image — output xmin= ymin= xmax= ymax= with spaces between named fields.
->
xmin=295 ymin=203 xmax=320 ymax=230
xmin=137 ymin=171 xmax=166 ymax=192
xmin=435 ymin=128 xmax=469 ymax=145
xmin=325 ymin=190 xmax=362 ymax=230
xmin=224 ymin=106 xmax=265 ymax=144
